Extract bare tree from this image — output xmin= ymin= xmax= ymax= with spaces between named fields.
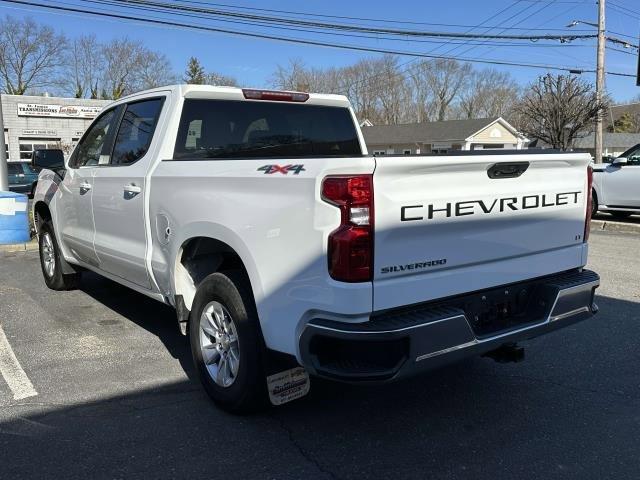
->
xmin=100 ymin=39 xmax=176 ymax=99
xmin=100 ymin=38 xmax=145 ymax=99
xmin=133 ymin=50 xmax=176 ymax=91
xmin=68 ymin=35 xmax=104 ymax=98
xmin=269 ymin=56 xmax=523 ymax=126
xmin=341 ymin=60 xmax=380 ymax=123
xmin=0 ymin=16 xmax=67 ymax=94
xmin=270 ymin=58 xmax=340 ymax=92
xmin=513 ymin=74 xmax=607 ymax=150
xmin=406 ymin=62 xmax=436 ymax=123
xmin=423 ymin=59 xmax=472 ymax=121
xmin=206 ymin=72 xmax=238 ymax=87
xmin=373 ymin=55 xmax=410 ymax=124
xmin=459 ymin=69 xmax=520 ymax=119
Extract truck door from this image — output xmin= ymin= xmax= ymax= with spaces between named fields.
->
xmin=57 ymin=107 xmax=119 ymax=266
xmin=91 ymin=96 xmax=166 ymax=290
xmin=602 ymin=145 xmax=640 ymax=208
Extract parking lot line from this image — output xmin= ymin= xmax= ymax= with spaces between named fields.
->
xmin=0 ymin=322 xmax=37 ymax=400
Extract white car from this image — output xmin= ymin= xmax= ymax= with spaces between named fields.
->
xmin=592 ymin=143 xmax=640 ymax=218
xmin=32 ymin=85 xmax=599 ymax=412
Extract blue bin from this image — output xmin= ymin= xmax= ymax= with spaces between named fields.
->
xmin=0 ymin=191 xmax=30 ymax=245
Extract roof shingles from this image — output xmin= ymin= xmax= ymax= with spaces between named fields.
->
xmin=361 ymin=118 xmax=501 ymax=145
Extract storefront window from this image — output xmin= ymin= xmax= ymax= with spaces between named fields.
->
xmin=18 ymin=138 xmax=60 ymax=160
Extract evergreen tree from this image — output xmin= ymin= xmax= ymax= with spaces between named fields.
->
xmin=608 ymin=112 xmax=639 ymax=133
xmin=184 ymin=57 xmax=206 ymax=84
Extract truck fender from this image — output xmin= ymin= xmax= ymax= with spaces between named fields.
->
xmin=169 ymin=222 xmax=264 ymax=318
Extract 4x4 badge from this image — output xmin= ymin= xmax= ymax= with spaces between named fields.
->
xmin=257 ymin=164 xmax=305 ymax=175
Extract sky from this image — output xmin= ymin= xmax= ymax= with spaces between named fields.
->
xmin=1 ymin=0 xmax=639 ymax=103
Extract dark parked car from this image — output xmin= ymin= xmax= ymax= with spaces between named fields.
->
xmin=7 ymin=162 xmax=39 ymax=197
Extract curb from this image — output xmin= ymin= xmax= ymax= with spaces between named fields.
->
xmin=591 ymin=219 xmax=640 ymax=235
xmin=0 ymin=238 xmax=38 ymax=253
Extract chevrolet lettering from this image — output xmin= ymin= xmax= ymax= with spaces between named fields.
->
xmin=401 ymin=191 xmax=582 ymax=221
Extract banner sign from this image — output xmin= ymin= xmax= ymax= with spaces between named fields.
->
xmin=17 ymin=103 xmax=102 ymax=119
xmin=21 ymin=129 xmax=58 ymax=137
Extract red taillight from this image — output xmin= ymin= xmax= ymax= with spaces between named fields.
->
xmin=242 ymin=88 xmax=309 ymax=102
xmin=584 ymin=165 xmax=593 ymax=242
xmin=322 ymin=175 xmax=373 ymax=282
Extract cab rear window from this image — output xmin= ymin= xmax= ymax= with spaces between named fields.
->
xmin=173 ymin=99 xmax=361 ymax=159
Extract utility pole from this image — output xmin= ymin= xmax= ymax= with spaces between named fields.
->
xmin=0 ymin=94 xmax=7 ymax=191
xmin=595 ymin=0 xmax=606 ymax=164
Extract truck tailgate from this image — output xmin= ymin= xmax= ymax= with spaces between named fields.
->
xmin=373 ymin=153 xmax=591 ymax=311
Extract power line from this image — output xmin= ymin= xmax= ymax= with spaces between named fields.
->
xmin=358 ymin=0 xmax=530 ymax=87
xmin=97 ymin=0 xmax=640 ymax=50
xmin=1 ymin=0 xmax=635 ymax=79
xmin=78 ymin=0 xmax=594 ymax=49
xmin=90 ymin=0 xmax=598 ymax=41
xmin=169 ymin=0 xmax=592 ymax=31
xmin=436 ymin=0 xmax=536 ymax=58
xmin=607 ymin=46 xmax=637 ymax=55
xmin=609 ymin=1 xmax=640 ymax=18
xmin=452 ymin=0 xmax=556 ymax=60
xmin=341 ymin=1 xmax=587 ymax=93
xmin=333 ymin=1 xmax=537 ymax=99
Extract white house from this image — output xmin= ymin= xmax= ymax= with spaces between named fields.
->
xmin=361 ymin=117 xmax=529 ymax=155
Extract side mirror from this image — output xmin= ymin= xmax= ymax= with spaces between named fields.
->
xmin=612 ymin=157 xmax=628 ymax=166
xmin=32 ymin=149 xmax=65 ymax=172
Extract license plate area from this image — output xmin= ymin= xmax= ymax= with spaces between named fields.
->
xmin=457 ymin=282 xmax=551 ymax=338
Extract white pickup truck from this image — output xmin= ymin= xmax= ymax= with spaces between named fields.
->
xmin=32 ymin=85 xmax=599 ymax=412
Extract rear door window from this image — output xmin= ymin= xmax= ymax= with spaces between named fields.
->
xmin=173 ymin=99 xmax=361 ymax=159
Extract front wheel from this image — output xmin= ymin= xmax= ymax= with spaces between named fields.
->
xmin=38 ymin=221 xmax=80 ymax=290
xmin=189 ymin=270 xmax=267 ymax=413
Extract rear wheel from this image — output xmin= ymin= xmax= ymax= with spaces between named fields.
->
xmin=38 ymin=221 xmax=80 ymax=290
xmin=189 ymin=270 xmax=268 ymax=413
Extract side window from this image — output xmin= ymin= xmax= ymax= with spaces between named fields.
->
xmin=111 ymin=98 xmax=163 ymax=165
xmin=626 ymin=147 xmax=640 ymax=166
xmin=71 ymin=109 xmax=117 ymax=168
xmin=7 ymin=164 xmax=20 ymax=175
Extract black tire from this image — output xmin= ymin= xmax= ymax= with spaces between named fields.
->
xmin=610 ymin=211 xmax=632 ymax=219
xmin=189 ymin=270 xmax=268 ymax=413
xmin=591 ymin=190 xmax=598 ymax=218
xmin=38 ymin=221 xmax=80 ymax=291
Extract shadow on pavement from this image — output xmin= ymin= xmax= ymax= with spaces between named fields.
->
xmin=1 ymin=294 xmax=638 ymax=479
xmin=78 ymin=270 xmax=195 ymax=379
xmin=593 ymin=212 xmax=640 ymax=225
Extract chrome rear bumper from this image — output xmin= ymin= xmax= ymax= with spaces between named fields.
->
xmin=300 ymin=269 xmax=599 ymax=382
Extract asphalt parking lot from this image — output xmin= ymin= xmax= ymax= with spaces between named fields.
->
xmin=0 ymin=230 xmax=638 ymax=480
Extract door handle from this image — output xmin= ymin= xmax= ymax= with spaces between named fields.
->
xmin=79 ymin=182 xmax=92 ymax=193
xmin=123 ymin=184 xmax=142 ymax=195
